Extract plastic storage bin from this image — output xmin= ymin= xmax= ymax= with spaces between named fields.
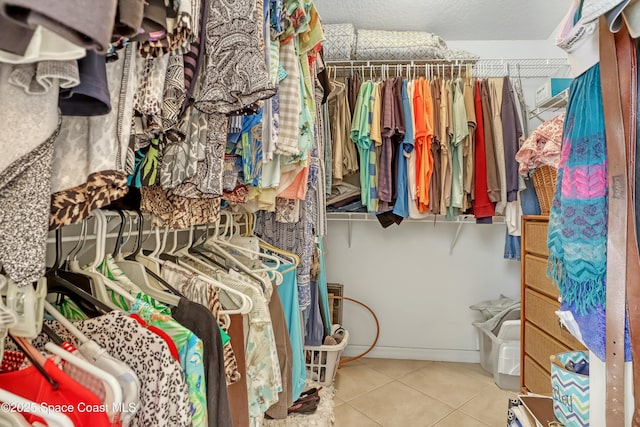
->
xmin=475 ymin=310 xmax=521 ymax=373
xmin=474 ymin=316 xmax=521 ymax=391
xmin=496 ymin=340 xmax=521 ymax=391
xmin=304 ymin=325 xmax=349 ymax=386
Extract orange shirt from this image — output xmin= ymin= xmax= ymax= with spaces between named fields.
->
xmin=412 ymin=79 xmax=427 ymax=211
xmin=420 ymin=80 xmax=434 ymax=212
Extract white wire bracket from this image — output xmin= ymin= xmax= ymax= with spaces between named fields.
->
xmin=449 ymin=215 xmax=472 ymax=255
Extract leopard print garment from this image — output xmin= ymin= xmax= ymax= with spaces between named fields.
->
xmin=141 ymin=185 xmax=221 ymax=229
xmin=49 ymin=170 xmax=129 ymax=230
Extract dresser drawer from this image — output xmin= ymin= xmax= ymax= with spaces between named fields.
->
xmin=524 ymin=220 xmax=549 ymax=257
xmin=524 ymin=254 xmax=559 ymax=299
xmin=524 ymin=322 xmax=571 ymax=372
xmin=524 ymin=289 xmax=586 ymax=351
xmin=524 ymin=355 xmax=552 ymax=395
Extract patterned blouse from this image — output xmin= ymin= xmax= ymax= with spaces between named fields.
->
xmin=42 ymin=312 xmax=193 ymax=427
xmin=129 ymin=299 xmax=209 ymax=427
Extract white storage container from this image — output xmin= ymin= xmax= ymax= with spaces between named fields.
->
xmin=496 ymin=341 xmax=521 ymax=391
xmin=474 ymin=318 xmax=522 ymax=390
xmin=475 ymin=312 xmax=520 ymax=373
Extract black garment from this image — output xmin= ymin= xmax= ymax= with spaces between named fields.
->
xmin=59 ymin=51 xmax=111 ymax=116
xmin=172 ymin=298 xmax=233 ymax=427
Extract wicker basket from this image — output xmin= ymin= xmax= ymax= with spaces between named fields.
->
xmin=532 ymin=165 xmax=558 ymax=216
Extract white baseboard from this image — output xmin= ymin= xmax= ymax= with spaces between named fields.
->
xmin=342 ymin=345 xmax=481 ymax=363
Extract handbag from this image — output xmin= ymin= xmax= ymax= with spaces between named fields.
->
xmin=550 ymin=351 xmax=590 ymax=427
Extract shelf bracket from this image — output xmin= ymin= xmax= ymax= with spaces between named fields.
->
xmin=449 ymin=220 xmax=464 ymax=255
xmin=347 ymin=213 xmax=353 ymax=248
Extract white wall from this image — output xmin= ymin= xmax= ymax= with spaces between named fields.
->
xmin=325 ymin=218 xmax=521 ymax=362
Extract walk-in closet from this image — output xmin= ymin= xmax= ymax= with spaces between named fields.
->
xmin=0 ymin=0 xmax=637 ymax=426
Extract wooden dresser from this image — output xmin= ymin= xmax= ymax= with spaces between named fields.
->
xmin=520 ymin=215 xmax=586 ymax=395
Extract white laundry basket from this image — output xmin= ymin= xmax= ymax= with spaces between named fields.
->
xmin=304 ymin=325 xmax=349 ymax=386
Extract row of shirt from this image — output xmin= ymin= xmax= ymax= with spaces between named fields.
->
xmin=328 ymin=74 xmax=527 ymax=223
xmin=0 ymin=232 xmax=320 ymax=427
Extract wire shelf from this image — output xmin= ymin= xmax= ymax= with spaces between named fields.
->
xmin=325 ymin=58 xmax=569 ymax=79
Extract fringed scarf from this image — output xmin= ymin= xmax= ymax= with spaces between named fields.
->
xmin=547 ymin=64 xmax=608 ymax=315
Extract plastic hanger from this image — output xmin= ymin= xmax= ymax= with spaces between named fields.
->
xmin=76 ymin=211 xmax=136 ymax=306
xmin=9 ymin=334 xmax=58 ymax=390
xmin=44 ymin=301 xmax=89 ymax=344
xmin=43 ymin=298 xmax=142 ymax=423
xmin=44 ymin=341 xmax=123 ymax=421
xmin=245 ymin=212 xmax=300 ymax=275
xmin=127 ymin=222 xmax=188 ymax=299
xmin=203 ymin=215 xmax=282 ymax=272
xmin=48 ymin=227 xmax=114 ymax=317
xmin=0 ymin=276 xmax=17 ymax=328
xmin=192 ymin=216 xmax=280 ymax=291
xmin=0 ymin=276 xmax=14 ymax=361
xmin=0 ymin=388 xmax=74 ymax=427
xmin=105 ymin=211 xmax=180 ymax=306
xmin=66 ymin=216 xmax=120 ymax=310
xmin=58 ymin=222 xmax=100 ymax=301
xmin=130 ymin=213 xmax=163 ymax=273
xmin=0 ymin=410 xmax=31 ymax=427
xmin=5 ymin=277 xmax=46 ymax=339
xmin=41 ymin=323 xmax=64 ymax=346
xmin=169 ymin=228 xmax=254 ymax=315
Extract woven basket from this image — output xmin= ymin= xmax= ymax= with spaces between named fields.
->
xmin=532 ymin=165 xmax=558 ymax=216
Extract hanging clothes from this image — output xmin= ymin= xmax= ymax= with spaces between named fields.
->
xmin=327 ymin=79 xmax=357 ymax=184
xmin=406 ymin=80 xmax=429 ymax=220
xmin=439 ymin=78 xmax=454 ymax=215
xmin=473 ymin=80 xmax=495 ymax=220
xmin=449 ymin=78 xmax=469 ymax=219
xmin=351 ymin=81 xmax=375 ymax=210
xmin=43 ymin=312 xmax=193 ymax=426
xmin=172 ymin=298 xmax=233 ymax=427
xmin=462 ymin=78 xmax=477 ymax=211
xmin=379 ymin=78 xmax=396 ymax=206
xmin=393 ymin=79 xmax=413 ymax=218
xmin=480 ymin=79 xmax=501 ymax=205
xmin=429 ymin=77 xmax=443 ymax=215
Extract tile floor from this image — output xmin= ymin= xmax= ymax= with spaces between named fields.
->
xmin=333 ymin=358 xmax=518 ymax=427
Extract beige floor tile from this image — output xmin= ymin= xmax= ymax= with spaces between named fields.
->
xmin=334 ymin=396 xmax=345 ymax=407
xmin=334 ymin=364 xmax=393 ymax=402
xmin=432 ymin=411 xmax=491 ymax=427
xmin=349 ymin=381 xmax=454 ymax=427
xmin=362 ymin=358 xmax=432 ymax=379
xmin=398 ymin=363 xmax=490 ymax=408
xmin=459 ymin=384 xmax=517 ymax=426
xmin=434 ymin=362 xmax=495 ymax=385
xmin=334 ymin=404 xmax=381 ymax=427
xmin=340 ymin=358 xmax=366 ymax=367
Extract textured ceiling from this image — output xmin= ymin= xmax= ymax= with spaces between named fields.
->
xmin=314 ymin=0 xmax=572 ymax=41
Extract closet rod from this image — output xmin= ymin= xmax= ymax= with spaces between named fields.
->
xmin=46 ymin=230 xmax=152 ymax=244
xmin=325 ymin=58 xmax=569 ymax=78
xmin=326 ymin=213 xmax=506 ymax=224
xmin=325 ymin=59 xmax=477 ymax=66
xmin=325 ymin=58 xmax=568 ymax=67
